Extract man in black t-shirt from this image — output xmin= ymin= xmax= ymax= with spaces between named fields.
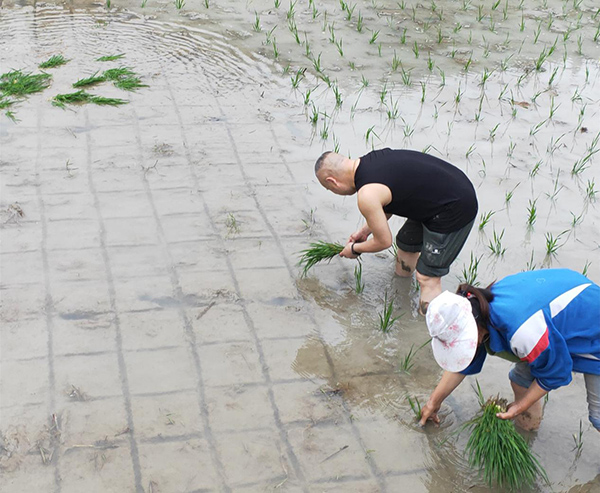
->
xmin=314 ymin=148 xmax=478 ymax=314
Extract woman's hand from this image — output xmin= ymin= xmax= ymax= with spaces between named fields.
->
xmin=419 ymin=400 xmax=441 ymax=426
xmin=496 ymin=401 xmax=522 ymax=420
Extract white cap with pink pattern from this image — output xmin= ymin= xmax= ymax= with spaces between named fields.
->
xmin=426 ymin=291 xmax=479 ymax=372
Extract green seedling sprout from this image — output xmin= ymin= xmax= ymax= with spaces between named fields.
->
xmin=459 ymin=252 xmax=482 ymax=286
xmin=39 ymin=55 xmax=69 ymax=69
xmin=488 ymin=228 xmax=506 ymax=256
xmin=407 ymin=395 xmax=422 ymax=420
xmin=96 ymin=53 xmax=125 ymax=61
xmin=478 ymin=211 xmax=495 ymax=230
xmin=377 ymin=290 xmax=402 ymax=333
xmin=572 ymin=420 xmax=584 ymax=459
xmin=174 ymin=0 xmax=185 ymax=9
xmin=252 ymin=12 xmax=261 ymax=32
xmin=526 ymin=199 xmax=538 ymax=228
xmin=545 ymin=231 xmax=568 ymax=257
xmin=354 ymin=261 xmax=364 ymax=294
xmin=582 ymin=261 xmax=591 ymax=277
xmin=398 ymin=339 xmax=431 ymax=374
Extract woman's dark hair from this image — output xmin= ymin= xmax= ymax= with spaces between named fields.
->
xmin=456 ymin=282 xmax=495 ymax=330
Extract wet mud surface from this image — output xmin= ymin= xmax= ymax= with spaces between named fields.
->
xmin=1 ymin=0 xmax=599 ymax=491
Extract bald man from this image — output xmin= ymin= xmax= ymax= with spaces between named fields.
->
xmin=314 ymin=148 xmax=478 ymax=314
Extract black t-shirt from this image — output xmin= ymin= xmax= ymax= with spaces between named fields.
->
xmin=354 ymin=148 xmax=478 ymax=233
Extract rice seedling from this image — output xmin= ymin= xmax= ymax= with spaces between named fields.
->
xmin=52 ymin=90 xmax=127 ymax=108
xmin=398 ymin=339 xmax=431 ymax=374
xmin=5 ymin=110 xmax=17 ymax=122
xmin=328 ymin=23 xmax=336 ymax=44
xmin=102 ymin=67 xmax=136 ymax=81
xmin=141 ymin=0 xmax=147 ymax=7
xmin=378 ymin=290 xmax=402 ymax=333
xmin=286 ymin=0 xmax=296 ymax=20
xmin=386 ymin=97 xmax=399 ymax=120
xmin=0 ymin=70 xmax=52 ymax=97
xmin=106 ymin=0 xmax=111 ymax=8
xmin=529 ymin=160 xmax=543 ymax=178
xmin=174 ymin=0 xmax=185 ymax=7
xmin=332 ymin=134 xmax=340 ymax=153
xmin=585 ymin=179 xmax=597 ymax=202
xmin=544 ymin=230 xmax=567 ymax=257
xmin=361 ymin=75 xmax=369 ymax=88
xmin=412 ymin=41 xmax=419 ymax=58
xmin=488 ymin=123 xmax=500 ymax=143
xmin=0 ymin=96 xmax=14 ymax=109
xmin=90 ymin=95 xmax=128 ymax=106
xmin=400 ymin=65 xmax=412 ymax=86
xmin=52 ymin=90 xmax=91 ymax=108
xmin=39 ymin=55 xmax=69 ymax=69
xmin=96 ymin=53 xmax=125 ymax=61
xmin=466 ymin=144 xmax=476 ymax=159
xmin=264 ymin=26 xmax=276 ymax=45
xmin=335 ymin=38 xmax=344 ymax=57
xmin=332 ymin=84 xmax=343 ymax=108
xmin=369 ymin=29 xmax=379 ymax=44
xmin=290 ymin=67 xmax=305 ymax=89
xmin=252 ymin=12 xmax=261 ymax=32
xmin=390 ymin=51 xmax=401 ymax=72
xmin=582 ymin=261 xmax=591 ymax=277
xmin=114 ymin=75 xmax=146 ymax=91
xmin=356 ymin=11 xmax=363 ymax=32
xmin=298 ymin=240 xmax=344 ymax=276
xmin=438 ymin=68 xmax=445 ymax=87
xmin=354 ymin=261 xmax=364 ymax=294
xmin=406 ymin=395 xmax=422 ymax=420
xmin=526 ymin=199 xmax=537 ymax=228
xmin=487 ymin=228 xmax=506 ymax=256
xmin=420 ymin=82 xmax=426 ymax=104
xmin=464 ymin=393 xmax=548 ymax=490
xmin=274 ymin=0 xmax=280 ymax=7
xmin=400 ymin=27 xmax=407 ymax=44
xmin=533 ymin=21 xmax=542 ymax=43
xmin=454 ymin=85 xmax=463 ymax=106
xmin=545 ymin=173 xmax=564 ymax=202
xmin=311 ymin=2 xmax=319 ymax=18
xmin=572 ymin=419 xmax=584 ymax=458
xmin=427 ymin=54 xmax=435 ymax=71
xmin=272 ymin=38 xmax=279 ymax=59
xmin=311 ymin=53 xmax=322 ymax=74
xmin=459 ymin=252 xmax=482 ymax=286
xmin=320 ymin=117 xmax=329 ymax=140
xmin=478 ymin=210 xmax=495 ymax=231
xmin=225 ymin=212 xmax=240 ymax=237
xmin=570 ymin=211 xmax=583 ymax=228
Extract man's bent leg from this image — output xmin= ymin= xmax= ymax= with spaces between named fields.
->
xmin=395 ymin=219 xmax=423 ymax=277
xmin=415 ymin=271 xmax=442 ymax=314
xmin=583 ymin=373 xmax=600 ymax=432
xmin=396 ymin=250 xmax=420 ymax=277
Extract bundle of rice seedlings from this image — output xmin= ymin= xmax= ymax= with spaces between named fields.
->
xmin=298 ymin=240 xmax=344 ymax=276
xmin=73 ymin=72 xmax=106 ymax=88
xmin=0 ymin=70 xmax=52 ymax=97
xmin=465 ymin=395 xmax=548 ymax=490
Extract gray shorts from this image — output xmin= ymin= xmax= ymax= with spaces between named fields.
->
xmin=509 ymin=361 xmax=600 ymax=431
xmin=395 ymin=219 xmax=474 ymax=278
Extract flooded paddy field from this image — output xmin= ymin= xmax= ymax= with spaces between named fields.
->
xmin=0 ymin=0 xmax=598 ymax=491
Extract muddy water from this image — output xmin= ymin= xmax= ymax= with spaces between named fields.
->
xmin=1 ymin=0 xmax=599 ymax=492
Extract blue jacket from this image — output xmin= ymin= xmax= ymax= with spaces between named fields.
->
xmin=461 ymin=269 xmax=600 ymax=391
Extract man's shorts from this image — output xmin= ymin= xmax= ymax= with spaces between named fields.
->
xmin=395 ymin=218 xmax=474 ymax=278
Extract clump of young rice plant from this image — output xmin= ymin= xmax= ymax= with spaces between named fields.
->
xmin=96 ymin=53 xmax=125 ymax=61
xmin=526 ymin=199 xmax=537 ymax=228
xmin=488 ymin=228 xmax=506 ymax=256
xmin=225 ymin=212 xmax=240 ymax=237
xmin=73 ymin=72 xmax=106 ymax=88
xmin=377 ymin=290 xmax=402 ymax=333
xmin=478 ymin=211 xmax=495 ymax=231
xmin=398 ymin=339 xmax=431 ymax=374
xmin=0 ymin=70 xmax=52 ymax=97
xmin=39 ymin=55 xmax=69 ymax=69
xmin=465 ymin=394 xmax=548 ymax=490
xmin=52 ymin=91 xmax=127 ymax=108
xmin=298 ymin=240 xmax=344 ymax=277
xmin=174 ymin=0 xmax=185 ymax=9
xmin=354 ymin=261 xmax=364 ymax=294
xmin=572 ymin=419 xmax=584 ymax=458
xmin=459 ymin=252 xmax=482 ymax=286
xmin=102 ymin=67 xmax=146 ymax=91
xmin=545 ymin=231 xmax=567 ymax=257
xmin=407 ymin=395 xmax=422 ymax=420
